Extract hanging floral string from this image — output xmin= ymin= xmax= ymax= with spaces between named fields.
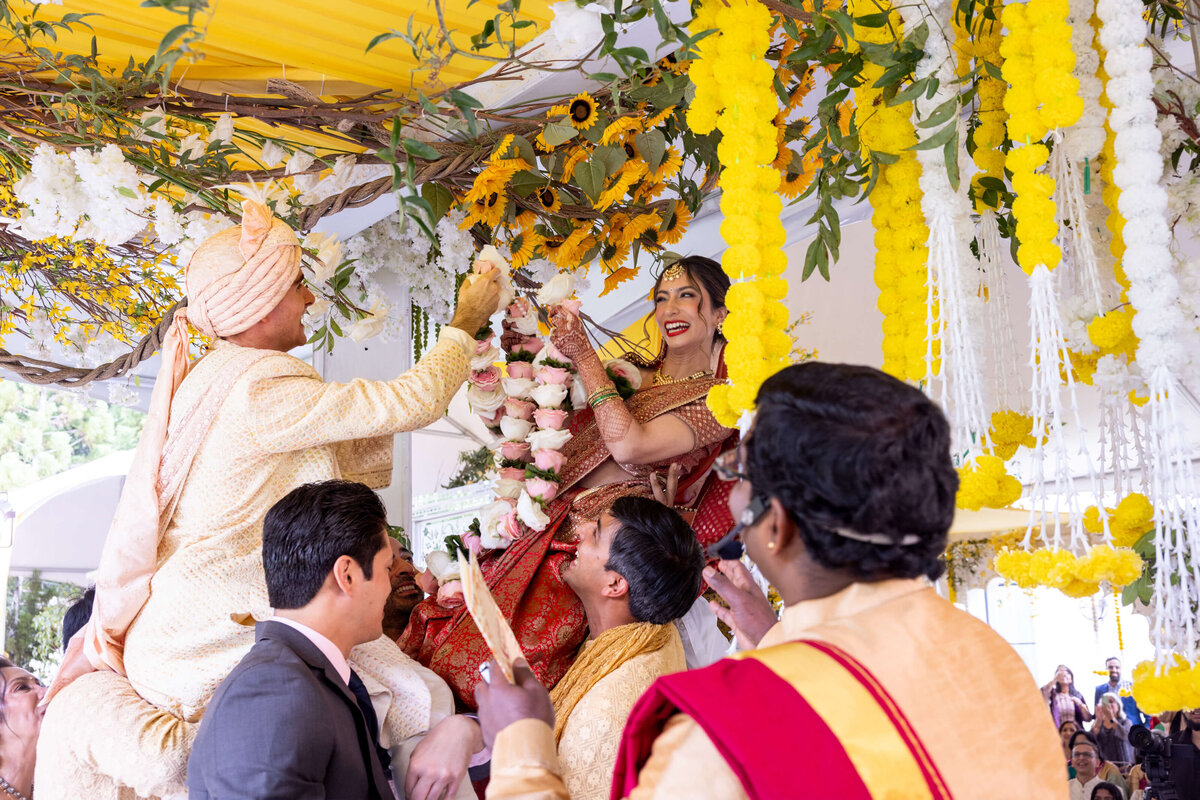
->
xmin=688 ymin=0 xmax=793 ymax=427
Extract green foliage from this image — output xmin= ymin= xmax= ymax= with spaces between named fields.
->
xmin=442 ymin=444 xmax=496 ymax=489
xmin=5 ymin=572 xmax=82 ymax=682
xmin=0 ymin=381 xmax=145 ymax=492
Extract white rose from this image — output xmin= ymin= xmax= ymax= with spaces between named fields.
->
xmin=302 ymin=231 xmax=342 ymax=286
xmin=547 ymin=0 xmax=607 ymax=48
xmin=500 ymin=416 xmax=534 ymax=441
xmin=516 ymin=490 xmax=551 ymax=532
xmin=527 ymin=427 xmax=572 ymax=452
xmin=467 ymin=385 xmax=506 ymax=415
xmin=349 ymin=298 xmax=387 ymax=342
xmin=529 ymin=382 xmax=568 ymax=409
xmin=304 ymin=297 xmax=332 ymax=324
xmin=510 ymin=314 xmax=539 ymax=336
xmin=570 ymin=375 xmax=587 ymax=408
xmin=502 ymin=377 xmax=536 ymax=399
xmin=495 ymin=478 xmax=526 ymax=499
xmin=209 ymin=113 xmax=235 ymax=146
xmin=536 ymin=272 xmax=576 ymax=306
xmin=178 ymin=133 xmax=206 ymax=161
xmin=480 ymin=527 xmax=511 ymax=549
xmin=425 ymin=550 xmax=461 ymax=583
xmin=477 ymin=244 xmax=515 ymax=308
xmin=470 ymin=345 xmax=501 ymax=371
xmin=480 ymin=500 xmax=513 ymax=539
xmin=604 ymin=358 xmax=643 ymax=391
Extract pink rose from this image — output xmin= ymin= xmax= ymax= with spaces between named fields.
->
xmin=479 ymin=408 xmax=504 ymax=428
xmin=526 ymin=477 xmax=560 ymax=503
xmin=474 ymin=333 xmax=495 ymax=354
xmin=507 ymin=361 xmax=534 ymax=380
xmin=518 ymin=336 xmax=544 ymax=356
xmin=535 ymin=365 xmax=571 ymax=385
xmin=534 ymin=408 xmax=568 ymax=430
xmin=499 ymin=441 xmax=531 ymax=461
xmin=507 ymin=297 xmax=531 ymax=318
xmin=437 ymin=580 xmax=465 ymax=609
xmin=416 ymin=570 xmax=440 ymax=596
xmin=471 ymin=365 xmax=501 ymax=392
xmin=541 ymin=342 xmax=570 ymax=365
xmin=463 ymin=532 xmax=483 ymax=556
xmin=499 ymin=466 xmax=526 ymax=481
xmin=502 ymin=510 xmax=522 ymax=541
xmin=504 ymin=398 xmax=536 ymax=420
xmin=533 ymin=449 xmax=567 ymax=473
xmin=559 ymin=298 xmax=582 ymax=315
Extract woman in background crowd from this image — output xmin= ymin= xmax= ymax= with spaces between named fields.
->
xmin=0 ymin=658 xmax=45 ymax=800
xmin=1093 ymin=692 xmax=1134 ymax=769
xmin=1045 ymin=665 xmax=1093 ymax=727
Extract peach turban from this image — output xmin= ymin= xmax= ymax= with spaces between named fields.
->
xmin=81 ymin=201 xmax=301 ymax=675
xmin=184 ymin=200 xmax=303 ymax=338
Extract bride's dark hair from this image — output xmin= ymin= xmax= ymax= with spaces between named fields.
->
xmin=653 ymin=256 xmax=730 ymax=343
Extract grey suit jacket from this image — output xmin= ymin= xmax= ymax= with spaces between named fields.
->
xmin=187 ymin=620 xmax=394 ymax=800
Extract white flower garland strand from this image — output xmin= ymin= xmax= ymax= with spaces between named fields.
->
xmin=897 ymin=0 xmax=989 ymax=456
xmin=976 ymin=210 xmax=1023 ymax=413
xmin=1098 ymin=0 xmax=1200 ymax=664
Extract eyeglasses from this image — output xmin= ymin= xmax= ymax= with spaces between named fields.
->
xmin=714 ymin=449 xmax=749 ymax=483
xmin=704 ymin=495 xmax=769 ymax=560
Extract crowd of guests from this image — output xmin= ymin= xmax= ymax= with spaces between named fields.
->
xmin=1049 ymin=658 xmax=1200 ymax=799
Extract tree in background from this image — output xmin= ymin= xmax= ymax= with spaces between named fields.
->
xmin=0 ymin=381 xmax=144 ymax=492
xmin=5 ymin=572 xmax=81 ymax=681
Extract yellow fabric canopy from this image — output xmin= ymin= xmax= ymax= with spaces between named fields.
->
xmin=7 ymin=0 xmax=551 ymax=96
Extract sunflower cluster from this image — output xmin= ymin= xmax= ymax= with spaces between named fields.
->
xmin=956 ymin=454 xmax=1023 ymax=510
xmin=1132 ymin=656 xmax=1200 ymax=715
xmin=851 ymin=0 xmax=930 ymax=383
xmin=462 ymin=135 xmax=533 ymax=230
xmin=993 ymin=544 xmax=1144 ymax=598
xmin=687 ymin=0 xmax=791 ymax=427
xmin=1084 ymin=492 xmax=1155 ymax=547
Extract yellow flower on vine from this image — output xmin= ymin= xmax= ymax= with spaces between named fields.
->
xmin=601 ymin=116 xmax=641 ymax=144
xmin=658 ymin=201 xmax=690 ymax=245
xmin=536 ymin=187 xmax=562 ymax=213
xmin=567 ymin=93 xmax=599 ymax=130
xmin=509 ymin=231 xmax=541 ymax=269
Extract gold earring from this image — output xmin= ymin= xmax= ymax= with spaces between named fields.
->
xmin=767 ymin=541 xmax=776 ymax=550
xmin=716 ymin=320 xmax=724 ymax=336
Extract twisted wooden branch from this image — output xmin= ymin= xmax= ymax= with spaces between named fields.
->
xmin=0 ymin=300 xmax=186 ymax=387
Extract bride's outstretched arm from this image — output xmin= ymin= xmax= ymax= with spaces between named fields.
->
xmin=549 ymin=308 xmax=698 ymax=464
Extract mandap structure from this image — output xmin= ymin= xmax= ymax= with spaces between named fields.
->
xmin=2 ymin=0 xmax=1200 ymax=711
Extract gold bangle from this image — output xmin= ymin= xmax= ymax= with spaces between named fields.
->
xmin=587 ymin=387 xmax=620 ymax=409
xmin=586 ymin=385 xmax=618 ymax=404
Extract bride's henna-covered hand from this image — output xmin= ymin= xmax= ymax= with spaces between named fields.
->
xmin=548 ymin=307 xmax=593 ymax=363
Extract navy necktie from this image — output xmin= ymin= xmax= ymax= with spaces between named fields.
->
xmin=347 ymin=669 xmax=392 ymax=783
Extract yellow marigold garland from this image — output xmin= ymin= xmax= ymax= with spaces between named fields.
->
xmin=1084 ymin=492 xmax=1155 ymax=547
xmin=988 ymin=409 xmax=1039 ymax=460
xmin=957 ymin=455 xmax=1022 ymax=510
xmin=852 ymin=0 xmax=929 ymax=383
xmin=993 ymin=544 xmax=1143 ymax=597
xmin=691 ymin=0 xmax=792 ymax=427
xmin=969 ymin=7 xmax=1008 ymax=212
xmin=1132 ymin=656 xmax=1200 ymax=715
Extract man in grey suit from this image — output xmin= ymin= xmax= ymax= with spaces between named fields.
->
xmin=188 ymin=480 xmax=401 ymax=799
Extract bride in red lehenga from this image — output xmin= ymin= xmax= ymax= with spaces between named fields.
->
xmin=399 ymin=256 xmax=738 ymax=708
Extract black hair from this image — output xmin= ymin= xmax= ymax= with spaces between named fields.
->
xmin=1069 ymin=730 xmax=1101 ymax=758
xmin=1089 ymin=782 xmax=1122 ymax=800
xmin=1058 ymin=718 xmax=1079 ymax=733
xmin=1105 ymin=656 xmax=1120 ymax=665
xmin=605 ymin=496 xmax=704 ymax=625
xmin=747 ymin=362 xmax=957 ymax=581
xmin=263 ymin=480 xmax=389 ymax=609
xmin=62 ymin=586 xmax=95 ymax=651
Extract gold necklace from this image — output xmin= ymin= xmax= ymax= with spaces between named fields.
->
xmin=653 ymin=366 xmax=713 ymax=386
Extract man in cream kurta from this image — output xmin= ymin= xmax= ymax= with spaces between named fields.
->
xmin=36 ymin=201 xmax=501 ymax=799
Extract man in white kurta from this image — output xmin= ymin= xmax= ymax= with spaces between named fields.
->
xmin=35 ymin=201 xmax=500 ymax=799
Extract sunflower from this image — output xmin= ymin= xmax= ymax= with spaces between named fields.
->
xmin=657 ymin=52 xmax=689 ymax=75
xmin=779 ymin=150 xmax=821 ymax=199
xmin=600 ymin=240 xmax=631 ymax=272
xmin=659 ymin=202 xmax=691 ymax=246
xmin=642 ymin=105 xmax=676 ymax=129
xmin=561 ymin=147 xmax=590 ymax=182
xmin=567 ymin=93 xmax=599 ymax=130
xmin=536 ymin=187 xmax=562 ymax=213
xmin=633 ymin=180 xmax=668 ymax=203
xmin=596 ymin=161 xmax=649 ymax=210
xmin=516 ymin=209 xmax=539 ymax=230
xmin=649 ymin=146 xmax=682 ymax=183
xmin=465 ymin=190 xmax=507 ymax=229
xmin=601 ymin=116 xmax=642 ymax=144
xmin=509 ymin=231 xmax=542 ymax=269
xmin=556 ymin=234 xmax=596 ymax=269
xmin=541 ymin=235 xmax=566 ymax=263
xmin=837 ymin=100 xmax=855 ymax=136
xmin=601 ymin=265 xmax=637 ymax=297
xmin=620 ymin=212 xmax=662 ymax=245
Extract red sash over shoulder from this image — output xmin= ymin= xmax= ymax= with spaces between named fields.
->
xmin=611 ymin=640 xmax=953 ymax=800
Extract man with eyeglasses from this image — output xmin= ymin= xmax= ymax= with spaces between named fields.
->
xmin=1069 ymin=741 xmax=1111 ymax=800
xmin=476 ymin=361 xmax=1066 ymax=798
